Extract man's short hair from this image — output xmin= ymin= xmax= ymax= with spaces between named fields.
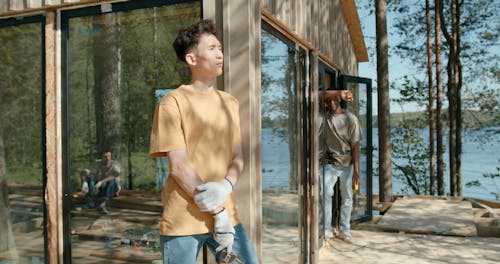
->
xmin=172 ymin=19 xmax=218 ymax=63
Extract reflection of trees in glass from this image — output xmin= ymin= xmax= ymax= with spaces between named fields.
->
xmin=68 ymin=3 xmax=199 ymax=190
xmin=261 ymin=30 xmax=299 ymax=191
xmin=93 ymin=13 xmax=122 ymax=160
xmin=0 ymin=22 xmax=42 ymax=255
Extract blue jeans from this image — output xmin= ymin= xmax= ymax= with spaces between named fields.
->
xmin=319 ymin=164 xmax=353 ymax=235
xmin=86 ymin=176 xmax=119 ymax=200
xmin=160 ymin=224 xmax=258 ymax=264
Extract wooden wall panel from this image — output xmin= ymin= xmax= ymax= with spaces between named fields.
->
xmin=0 ymin=1 xmax=7 ymax=12
xmin=221 ymin=0 xmax=262 ymax=261
xmin=27 ymin=0 xmax=43 ymax=9
xmin=261 ymin=0 xmax=364 ymax=74
xmin=0 ymin=0 xmax=114 ymax=17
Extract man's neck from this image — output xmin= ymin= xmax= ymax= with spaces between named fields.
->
xmin=333 ymin=108 xmax=346 ymax=115
xmin=188 ymin=76 xmax=216 ymax=94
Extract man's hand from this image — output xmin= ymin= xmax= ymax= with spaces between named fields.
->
xmin=340 ymin=90 xmax=353 ymax=102
xmin=352 ymin=171 xmax=360 ymax=190
xmin=213 ymin=208 xmax=235 ymax=253
xmin=93 ymin=181 xmax=103 ymax=194
xmin=194 ymin=179 xmax=233 ymax=212
xmin=115 ymin=178 xmax=122 ymax=196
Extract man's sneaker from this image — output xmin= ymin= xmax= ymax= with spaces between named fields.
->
xmin=338 ymin=232 xmax=352 ymax=243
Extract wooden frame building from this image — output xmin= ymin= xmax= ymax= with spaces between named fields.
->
xmin=0 ymin=0 xmax=371 ymax=263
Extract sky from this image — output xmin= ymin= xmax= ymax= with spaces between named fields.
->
xmin=356 ymin=4 xmax=426 ymax=114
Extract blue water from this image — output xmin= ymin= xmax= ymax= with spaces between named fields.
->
xmin=262 ymin=127 xmax=500 ymax=201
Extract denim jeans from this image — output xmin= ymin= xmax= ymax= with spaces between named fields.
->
xmin=319 ymin=164 xmax=353 ymax=235
xmin=160 ymin=224 xmax=258 ymax=264
xmin=85 ymin=176 xmax=118 ymax=200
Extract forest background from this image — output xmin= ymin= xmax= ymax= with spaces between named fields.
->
xmin=356 ymin=0 xmax=499 ymax=201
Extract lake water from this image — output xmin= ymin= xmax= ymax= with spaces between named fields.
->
xmin=262 ymin=127 xmax=500 ymax=201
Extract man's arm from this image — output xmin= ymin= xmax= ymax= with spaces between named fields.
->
xmin=224 ymin=144 xmax=244 ymax=188
xmin=194 ymin=144 xmax=243 ymax=212
xmin=167 ymin=149 xmax=205 ymax=198
xmin=96 ymin=162 xmax=121 ymax=184
xmin=318 ymin=90 xmax=353 ymax=103
xmin=94 ymin=162 xmax=122 ymax=195
xmin=351 ymin=141 xmax=361 ymax=188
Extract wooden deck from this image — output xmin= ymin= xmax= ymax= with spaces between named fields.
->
xmin=4 ymin=186 xmax=500 ymax=263
xmin=320 ymin=196 xmax=500 ymax=264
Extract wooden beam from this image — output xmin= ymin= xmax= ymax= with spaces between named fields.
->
xmin=339 ymin=0 xmax=369 ymax=62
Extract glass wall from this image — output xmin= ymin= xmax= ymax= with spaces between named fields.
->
xmin=342 ymin=76 xmax=373 ymax=224
xmin=0 ymin=17 xmax=45 ymax=263
xmin=261 ymin=27 xmax=302 ymax=263
xmin=317 ymin=64 xmax=336 ymax=242
xmin=62 ymin=1 xmax=200 ymax=262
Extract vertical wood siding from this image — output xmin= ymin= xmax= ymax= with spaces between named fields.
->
xmin=1 ymin=0 xmax=107 ymax=13
xmin=262 ymin=0 xmax=361 ymax=74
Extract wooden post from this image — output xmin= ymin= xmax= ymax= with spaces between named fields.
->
xmin=45 ymin=10 xmax=63 ymax=264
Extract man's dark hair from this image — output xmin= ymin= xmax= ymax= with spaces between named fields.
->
xmin=172 ymin=19 xmax=218 ymax=63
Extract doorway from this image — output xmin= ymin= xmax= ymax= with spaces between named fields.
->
xmin=316 ymin=71 xmax=373 ymax=246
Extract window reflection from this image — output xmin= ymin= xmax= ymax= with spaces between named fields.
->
xmin=66 ymin=2 xmax=200 ymax=262
xmin=0 ymin=21 xmax=44 ymax=263
xmin=261 ymin=29 xmax=300 ymax=263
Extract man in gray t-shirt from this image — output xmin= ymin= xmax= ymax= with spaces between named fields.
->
xmin=319 ymin=94 xmax=362 ymax=243
xmin=81 ymin=151 xmax=121 ymax=214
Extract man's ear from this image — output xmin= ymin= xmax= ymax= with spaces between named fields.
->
xmin=185 ymin=53 xmax=196 ymax=65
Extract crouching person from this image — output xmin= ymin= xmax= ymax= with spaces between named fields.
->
xmin=80 ymin=151 xmax=121 ymax=214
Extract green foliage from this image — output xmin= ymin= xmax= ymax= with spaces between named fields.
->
xmin=390 ymin=78 xmax=433 ymax=195
xmin=0 ymin=22 xmax=44 ymax=185
xmin=1 ymin=3 xmax=201 ymax=192
xmin=391 ymin=107 xmax=431 ymax=195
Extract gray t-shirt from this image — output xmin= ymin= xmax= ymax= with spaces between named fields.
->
xmin=320 ymin=111 xmax=362 ymax=168
xmin=91 ymin=160 xmax=121 ymax=181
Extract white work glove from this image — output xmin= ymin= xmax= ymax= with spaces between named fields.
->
xmin=194 ymin=179 xmax=233 ymax=212
xmin=213 ymin=208 xmax=235 ymax=253
xmin=81 ymin=181 xmax=89 ymax=194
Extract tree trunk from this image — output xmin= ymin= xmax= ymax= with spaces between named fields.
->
xmin=441 ymin=0 xmax=462 ymax=196
xmin=452 ymin=0 xmax=463 ymax=196
xmin=287 ymin=47 xmax=298 ymax=191
xmin=375 ymin=0 xmax=393 ymax=202
xmin=435 ymin=0 xmax=445 ymax=195
xmin=0 ymin=129 xmax=16 ymax=253
xmin=439 ymin=0 xmax=463 ymax=197
xmin=93 ymin=13 xmax=122 ymax=160
xmin=425 ymin=0 xmax=436 ymax=195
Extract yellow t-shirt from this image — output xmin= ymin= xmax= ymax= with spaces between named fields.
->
xmin=149 ymin=85 xmax=241 ymax=236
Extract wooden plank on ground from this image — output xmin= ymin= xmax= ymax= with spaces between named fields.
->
xmin=110 ymin=196 xmax=162 ymax=212
xmin=376 ymin=197 xmax=477 ymax=236
xmin=90 ymin=250 xmax=159 ymax=263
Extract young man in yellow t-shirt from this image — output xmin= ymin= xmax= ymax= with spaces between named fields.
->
xmin=149 ymin=19 xmax=258 ymax=263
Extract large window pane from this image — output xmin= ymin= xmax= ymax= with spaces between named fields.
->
xmin=0 ymin=21 xmax=45 ymax=263
xmin=65 ymin=2 xmax=200 ymax=262
xmin=346 ymin=81 xmax=371 ymax=222
xmin=317 ymin=67 xmax=335 ymax=242
xmin=261 ymin=28 xmax=300 ymax=263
